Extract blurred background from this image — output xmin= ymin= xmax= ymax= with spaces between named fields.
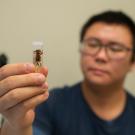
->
xmin=0 ymin=0 xmax=135 ymax=94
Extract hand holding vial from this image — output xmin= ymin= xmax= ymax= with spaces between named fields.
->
xmin=0 ymin=41 xmax=49 ymax=135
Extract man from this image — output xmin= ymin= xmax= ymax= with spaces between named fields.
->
xmin=0 ymin=10 xmax=135 ymax=135
xmin=33 ymin=11 xmax=135 ymax=135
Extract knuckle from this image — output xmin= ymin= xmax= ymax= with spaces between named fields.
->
xmin=10 ymin=90 xmax=19 ymax=102
xmin=0 ymin=66 xmax=6 ymax=79
xmin=28 ymin=73 xmax=43 ymax=85
xmin=0 ymin=96 xmax=11 ymax=112
xmin=3 ymin=77 xmax=13 ymax=87
xmin=0 ymin=102 xmax=5 ymax=113
xmin=21 ymin=101 xmax=28 ymax=109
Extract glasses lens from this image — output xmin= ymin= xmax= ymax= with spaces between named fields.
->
xmin=81 ymin=40 xmax=100 ymax=56
xmin=107 ymin=45 xmax=127 ymax=59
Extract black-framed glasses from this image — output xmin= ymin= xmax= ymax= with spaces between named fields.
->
xmin=80 ymin=38 xmax=133 ymax=60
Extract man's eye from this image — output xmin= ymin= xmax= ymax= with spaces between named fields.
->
xmin=109 ymin=45 xmax=124 ymax=52
xmin=87 ymin=42 xmax=99 ymax=48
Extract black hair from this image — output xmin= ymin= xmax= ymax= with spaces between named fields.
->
xmin=80 ymin=10 xmax=135 ymax=62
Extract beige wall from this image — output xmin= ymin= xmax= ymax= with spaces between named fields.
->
xmin=0 ymin=0 xmax=135 ymax=94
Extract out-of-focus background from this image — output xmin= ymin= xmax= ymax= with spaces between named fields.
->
xmin=0 ymin=0 xmax=135 ymax=94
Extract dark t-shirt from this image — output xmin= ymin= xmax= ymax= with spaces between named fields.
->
xmin=33 ymin=82 xmax=135 ymax=135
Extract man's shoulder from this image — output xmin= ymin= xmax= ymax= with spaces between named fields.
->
xmin=127 ymin=91 xmax=135 ymax=103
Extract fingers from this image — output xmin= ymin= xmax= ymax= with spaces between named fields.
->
xmin=0 ymin=63 xmax=48 ymax=81
xmin=0 ymin=73 xmax=46 ymax=96
xmin=3 ymin=91 xmax=49 ymax=120
xmin=19 ymin=91 xmax=49 ymax=113
xmin=0 ymin=63 xmax=35 ymax=80
xmin=0 ymin=83 xmax=48 ymax=111
xmin=0 ymin=63 xmax=49 ymax=130
xmin=0 ymin=63 xmax=49 ymax=112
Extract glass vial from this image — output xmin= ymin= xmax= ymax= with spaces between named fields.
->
xmin=33 ymin=41 xmax=43 ymax=72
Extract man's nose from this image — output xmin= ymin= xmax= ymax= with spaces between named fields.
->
xmin=95 ymin=47 xmax=109 ymax=60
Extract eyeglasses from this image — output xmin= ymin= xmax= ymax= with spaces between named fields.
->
xmin=80 ymin=38 xmax=133 ymax=60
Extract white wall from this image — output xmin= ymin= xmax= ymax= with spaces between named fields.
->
xmin=0 ymin=0 xmax=135 ymax=94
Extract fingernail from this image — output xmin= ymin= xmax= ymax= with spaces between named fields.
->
xmin=26 ymin=63 xmax=34 ymax=72
xmin=36 ymin=74 xmax=45 ymax=82
xmin=43 ymin=91 xmax=49 ymax=97
xmin=41 ymin=82 xmax=48 ymax=89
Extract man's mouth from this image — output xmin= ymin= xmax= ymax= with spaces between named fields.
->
xmin=88 ymin=67 xmax=109 ymax=76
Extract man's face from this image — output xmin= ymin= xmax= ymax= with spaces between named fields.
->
xmin=80 ymin=22 xmax=134 ymax=87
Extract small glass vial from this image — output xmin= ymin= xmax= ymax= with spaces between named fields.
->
xmin=33 ymin=41 xmax=44 ymax=72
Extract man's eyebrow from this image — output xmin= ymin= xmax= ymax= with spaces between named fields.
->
xmin=84 ymin=37 xmax=127 ymax=47
xmin=107 ymin=41 xmax=126 ymax=46
xmin=84 ymin=37 xmax=101 ymax=42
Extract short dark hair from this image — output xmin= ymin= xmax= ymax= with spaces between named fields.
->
xmin=80 ymin=10 xmax=135 ymax=62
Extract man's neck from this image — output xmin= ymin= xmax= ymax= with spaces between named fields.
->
xmin=81 ymin=80 xmax=127 ymax=121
